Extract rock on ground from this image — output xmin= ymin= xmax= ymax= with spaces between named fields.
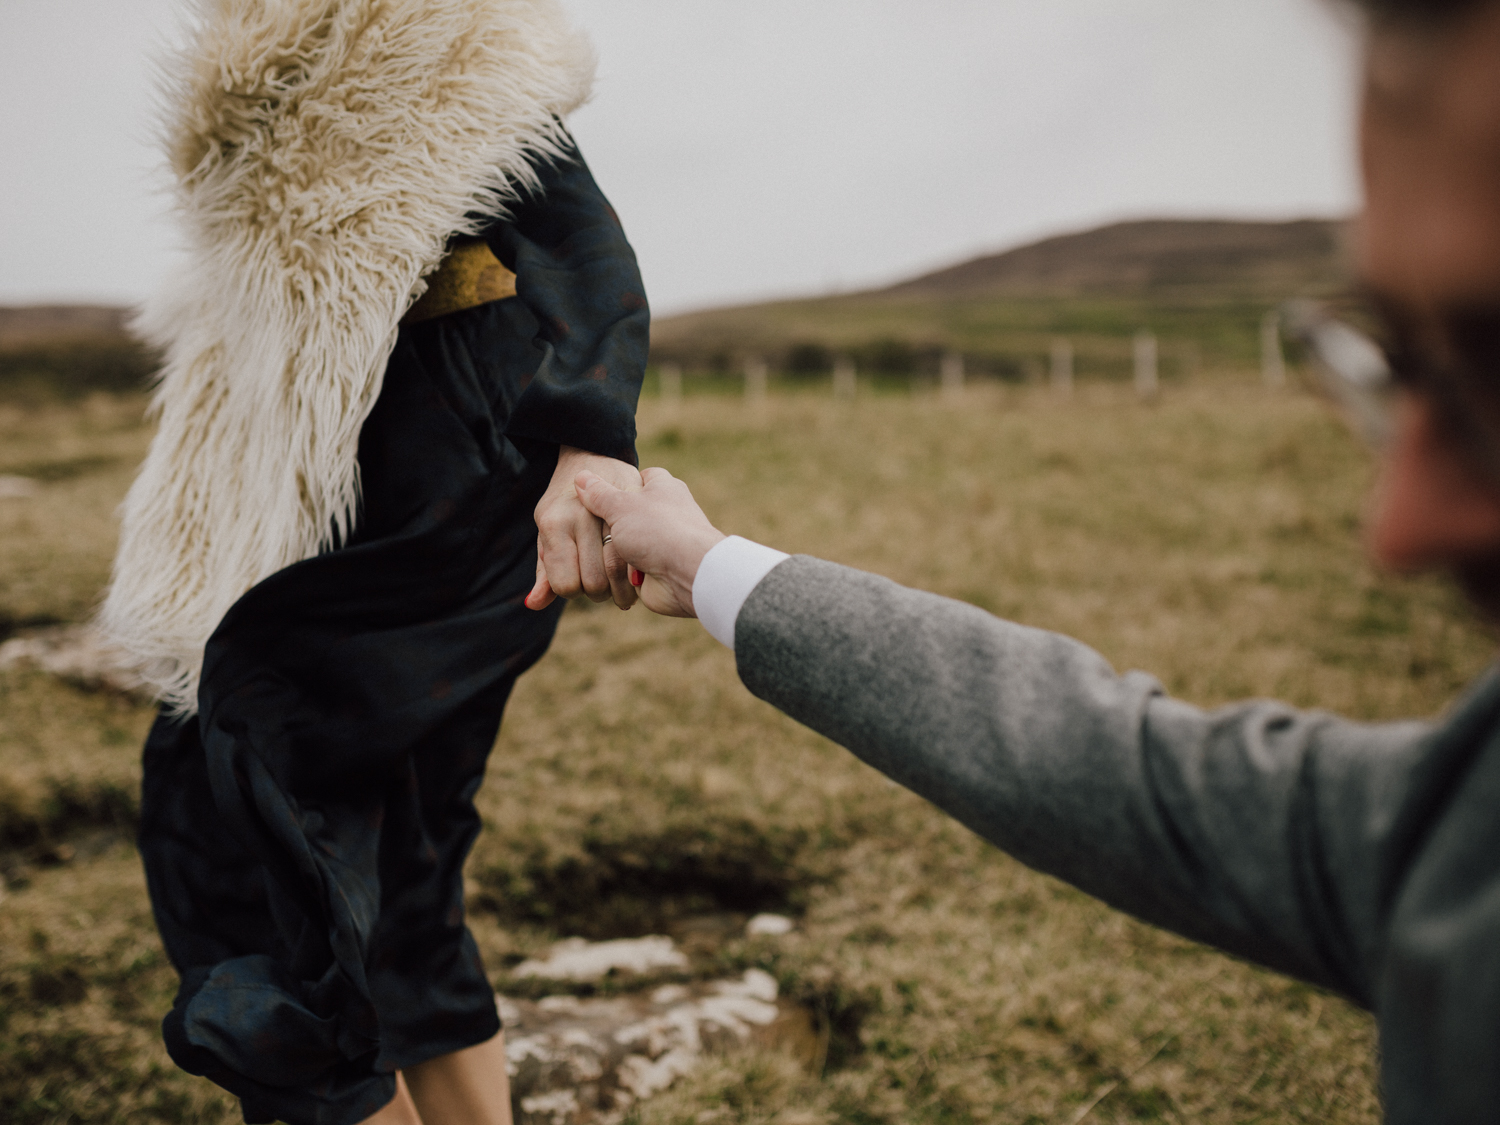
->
xmin=504 ymin=968 xmax=805 ymax=1125
xmin=0 ymin=624 xmax=150 ymax=700
xmin=514 ymin=935 xmax=690 ymax=982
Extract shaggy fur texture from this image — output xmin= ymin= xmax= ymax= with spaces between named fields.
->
xmin=101 ymin=0 xmax=595 ymax=712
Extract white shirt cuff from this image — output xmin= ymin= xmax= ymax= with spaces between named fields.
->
xmin=693 ymin=536 xmax=790 ymax=650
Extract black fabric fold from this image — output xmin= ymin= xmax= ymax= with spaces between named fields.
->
xmin=139 ymin=296 xmax=575 ymax=1125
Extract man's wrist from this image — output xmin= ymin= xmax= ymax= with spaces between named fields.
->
xmin=692 ymin=536 xmax=790 ymax=648
xmin=679 ymin=530 xmax=729 ymax=614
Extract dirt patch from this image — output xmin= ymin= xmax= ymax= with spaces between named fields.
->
xmin=0 ymin=777 xmax=137 ymax=855
xmin=0 ymin=613 xmax=64 ymax=645
xmin=472 ymin=819 xmax=832 ymax=940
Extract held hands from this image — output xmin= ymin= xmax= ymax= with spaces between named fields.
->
xmin=526 ymin=447 xmax=645 ymax=611
xmin=571 ymin=467 xmax=726 ymax=617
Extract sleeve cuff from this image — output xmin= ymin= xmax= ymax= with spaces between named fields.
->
xmin=693 ymin=536 xmax=790 ymax=650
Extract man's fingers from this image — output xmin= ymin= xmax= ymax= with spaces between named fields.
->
xmin=640 ymin=466 xmax=676 ymax=487
xmin=575 ymin=470 xmax=627 ymax=522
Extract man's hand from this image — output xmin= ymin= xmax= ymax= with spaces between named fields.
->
xmin=526 ymin=447 xmax=644 ymax=611
xmin=572 ymin=467 xmax=726 ymax=617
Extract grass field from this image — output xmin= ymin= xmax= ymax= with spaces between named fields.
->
xmin=0 ymin=376 xmax=1493 ymax=1124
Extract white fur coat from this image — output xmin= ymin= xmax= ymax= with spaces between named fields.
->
xmin=101 ymin=0 xmax=595 ymax=712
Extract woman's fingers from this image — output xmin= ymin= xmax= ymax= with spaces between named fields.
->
xmin=534 ymin=491 xmax=638 ymax=606
xmin=525 ymin=554 xmax=556 ymax=611
xmin=573 ymin=511 xmax=613 ymax=602
xmin=603 ymin=536 xmax=637 ymax=610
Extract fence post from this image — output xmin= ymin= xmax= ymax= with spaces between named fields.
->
xmin=1050 ymin=337 xmax=1074 ymax=395
xmin=833 ymin=356 xmax=857 ymax=400
xmin=1134 ymin=331 xmax=1158 ymax=399
xmin=940 ymin=351 xmax=965 ymax=400
xmin=1261 ymin=312 xmax=1286 ymax=388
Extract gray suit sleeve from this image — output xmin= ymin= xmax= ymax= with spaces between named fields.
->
xmin=735 ymin=555 xmax=1437 ymax=1006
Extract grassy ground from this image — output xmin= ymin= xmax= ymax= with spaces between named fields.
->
xmin=0 ymin=377 xmax=1493 ymax=1123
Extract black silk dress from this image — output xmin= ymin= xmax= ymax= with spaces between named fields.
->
xmin=135 ymin=137 xmax=648 ymax=1125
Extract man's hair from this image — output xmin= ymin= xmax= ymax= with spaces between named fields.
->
xmin=1353 ymin=0 xmax=1492 ymax=23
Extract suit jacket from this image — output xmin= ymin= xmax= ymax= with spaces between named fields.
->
xmin=736 ymin=555 xmax=1500 ymax=1124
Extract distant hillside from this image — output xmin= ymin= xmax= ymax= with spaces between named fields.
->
xmin=879 ymin=218 xmax=1350 ymax=300
xmin=0 ymin=218 xmax=1356 ymax=396
xmin=651 ymin=218 xmax=1353 ymax=377
xmin=0 ymin=305 xmax=153 ymax=401
xmin=0 ymin=305 xmax=132 ymax=348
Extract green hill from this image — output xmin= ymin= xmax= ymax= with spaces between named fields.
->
xmin=651 ymin=218 xmax=1353 ymax=381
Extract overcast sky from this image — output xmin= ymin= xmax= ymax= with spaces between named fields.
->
xmin=0 ymin=0 xmax=1361 ymax=315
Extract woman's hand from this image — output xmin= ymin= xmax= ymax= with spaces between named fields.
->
xmin=526 ymin=447 xmax=643 ymax=611
xmin=572 ymin=467 xmax=726 ymax=617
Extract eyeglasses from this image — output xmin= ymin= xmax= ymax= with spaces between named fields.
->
xmin=1280 ymin=299 xmax=1395 ymax=450
xmin=1280 ymin=295 xmax=1500 ymax=486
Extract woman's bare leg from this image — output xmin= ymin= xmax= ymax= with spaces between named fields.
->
xmin=402 ymin=1032 xmax=514 ymax=1125
xmin=358 ymin=1072 xmax=425 ymax=1125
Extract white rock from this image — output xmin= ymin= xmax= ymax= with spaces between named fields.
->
xmin=0 ymin=624 xmax=148 ymax=698
xmin=699 ymin=994 xmax=780 ymax=1033
xmin=498 ymin=997 xmax=524 ymax=1025
xmin=746 ymin=912 xmax=795 ymax=937
xmin=560 ymin=1027 xmax=601 ymax=1051
xmin=0 ymin=475 xmax=38 ymax=499
xmin=520 ymin=1089 xmax=581 ymax=1123
xmin=515 ymin=935 xmax=688 ymax=982
xmin=616 ymin=1047 xmax=699 ymax=1100
xmin=723 ymin=968 xmax=780 ymax=1004
xmin=501 ymin=966 xmax=789 ymax=1123
xmin=504 ymin=1035 xmax=556 ymax=1067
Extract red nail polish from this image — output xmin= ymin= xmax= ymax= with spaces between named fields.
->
xmin=629 ymin=567 xmax=644 ymax=587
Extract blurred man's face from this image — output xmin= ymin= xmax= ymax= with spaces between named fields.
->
xmin=1361 ymin=9 xmax=1500 ymax=314
xmin=1359 ymin=6 xmax=1500 ymax=573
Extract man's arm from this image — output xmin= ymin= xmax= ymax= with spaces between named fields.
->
xmin=734 ymin=554 xmax=1439 ymax=1004
xmin=574 ymin=466 xmax=1437 ymax=1004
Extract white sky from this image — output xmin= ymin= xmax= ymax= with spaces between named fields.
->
xmin=0 ymin=0 xmax=1361 ymax=315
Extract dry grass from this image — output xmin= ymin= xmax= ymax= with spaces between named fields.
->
xmin=0 ymin=395 xmax=152 ymax=628
xmin=0 ymin=845 xmax=241 ymax=1124
xmin=0 ymin=378 xmax=1492 ymax=1122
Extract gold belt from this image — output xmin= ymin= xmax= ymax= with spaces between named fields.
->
xmin=402 ymin=238 xmax=517 ymax=325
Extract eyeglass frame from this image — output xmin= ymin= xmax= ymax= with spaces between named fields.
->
xmin=1279 ymin=294 xmax=1500 ymax=489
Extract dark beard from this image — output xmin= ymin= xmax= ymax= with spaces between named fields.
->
xmin=1454 ymin=554 xmax=1500 ymax=630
